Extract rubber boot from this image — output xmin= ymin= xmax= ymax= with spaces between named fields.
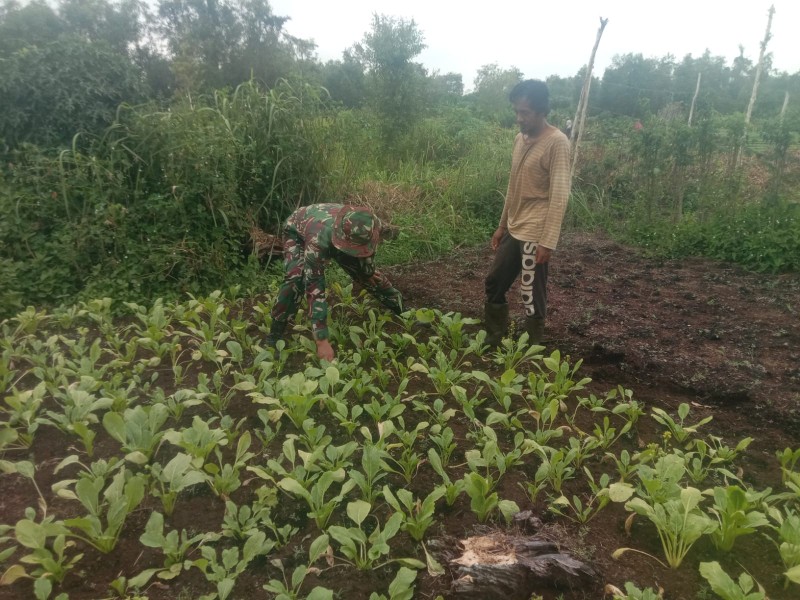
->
xmin=524 ymin=316 xmax=546 ymax=346
xmin=484 ymin=303 xmax=509 ymax=348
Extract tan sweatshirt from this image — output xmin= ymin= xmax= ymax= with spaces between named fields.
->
xmin=499 ymin=127 xmax=571 ymax=249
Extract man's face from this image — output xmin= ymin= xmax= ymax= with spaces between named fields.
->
xmin=513 ymin=98 xmax=541 ymax=136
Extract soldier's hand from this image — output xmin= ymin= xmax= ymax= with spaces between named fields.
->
xmin=315 ymin=339 xmax=335 ymax=361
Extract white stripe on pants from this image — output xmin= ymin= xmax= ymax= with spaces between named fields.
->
xmin=520 ymin=241 xmax=537 ymax=317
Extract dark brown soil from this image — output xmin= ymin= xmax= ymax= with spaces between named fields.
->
xmin=388 ymin=230 xmax=800 ymax=430
xmin=2 ymin=231 xmax=799 ymax=600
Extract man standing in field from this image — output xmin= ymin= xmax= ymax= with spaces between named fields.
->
xmin=484 ymin=79 xmax=571 ymax=346
xmin=266 ymin=203 xmax=404 ymax=361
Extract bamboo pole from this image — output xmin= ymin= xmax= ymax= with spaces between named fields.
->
xmin=736 ymin=5 xmax=775 ymax=167
xmin=570 ymin=17 xmax=609 ymax=179
xmin=780 ymin=91 xmax=789 ymax=123
xmin=688 ymin=72 xmax=702 ymax=127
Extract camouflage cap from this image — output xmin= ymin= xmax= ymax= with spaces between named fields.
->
xmin=332 ymin=205 xmax=381 ymax=258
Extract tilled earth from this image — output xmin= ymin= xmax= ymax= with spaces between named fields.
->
xmin=387 ymin=230 xmax=800 ymax=436
xmin=2 ymin=231 xmax=799 ymax=600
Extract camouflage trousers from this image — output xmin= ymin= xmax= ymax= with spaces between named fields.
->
xmin=269 ymin=230 xmax=404 ymax=340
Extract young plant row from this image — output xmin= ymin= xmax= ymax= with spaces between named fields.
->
xmin=1 ymin=291 xmax=799 ymax=600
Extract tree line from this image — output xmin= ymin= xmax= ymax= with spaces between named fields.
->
xmin=1 ymin=0 xmax=799 ymax=151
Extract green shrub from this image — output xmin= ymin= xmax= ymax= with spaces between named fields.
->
xmin=625 ymin=203 xmax=800 ymax=273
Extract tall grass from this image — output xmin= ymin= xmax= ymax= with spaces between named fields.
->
xmin=319 ymin=109 xmax=511 ymax=265
xmin=0 ymin=81 xmax=332 ymax=315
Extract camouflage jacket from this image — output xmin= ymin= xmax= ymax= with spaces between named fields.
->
xmin=283 ymin=203 xmax=403 ymax=340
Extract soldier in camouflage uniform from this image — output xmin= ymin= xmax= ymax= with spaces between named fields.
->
xmin=266 ymin=203 xmax=404 ymax=360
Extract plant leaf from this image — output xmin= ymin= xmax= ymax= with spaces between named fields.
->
xmin=699 ymin=561 xmax=745 ymax=598
xmin=786 ymin=564 xmax=800 ymax=584
xmin=609 ymin=482 xmax=635 ymax=503
xmin=306 ymin=587 xmax=334 ymax=600
xmin=0 ymin=565 xmax=29 ymax=585
xmin=347 ymin=500 xmax=371 ymax=527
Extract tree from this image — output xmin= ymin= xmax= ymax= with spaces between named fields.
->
xmin=0 ymin=0 xmax=152 ymax=148
xmin=0 ymin=0 xmax=65 ymax=56
xmin=321 ymin=51 xmax=367 ymax=108
xmin=156 ymin=0 xmax=302 ymax=91
xmin=352 ymin=13 xmax=427 ymax=144
xmin=672 ymin=52 xmax=730 ymax=118
xmin=427 ymin=71 xmax=464 ymax=107
xmin=58 ymin=0 xmax=146 ymax=55
xmin=471 ymin=63 xmax=522 ymax=125
xmin=0 ymin=36 xmax=147 ymax=147
xmin=597 ymin=53 xmax=674 ymax=118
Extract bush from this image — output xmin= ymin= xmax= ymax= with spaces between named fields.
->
xmin=625 ymin=203 xmax=800 ymax=272
xmin=0 ymin=80 xmax=331 ymax=316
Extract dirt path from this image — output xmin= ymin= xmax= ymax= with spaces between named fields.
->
xmin=386 ymin=231 xmax=800 ymax=440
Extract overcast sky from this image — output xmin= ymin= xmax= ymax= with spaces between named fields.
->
xmin=269 ymin=0 xmax=799 ymax=91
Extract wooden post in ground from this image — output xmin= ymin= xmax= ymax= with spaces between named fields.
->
xmin=780 ymin=91 xmax=789 ymax=123
xmin=688 ymin=72 xmax=702 ymax=127
xmin=570 ymin=17 xmax=609 ymax=180
xmin=736 ymin=4 xmax=775 ymax=168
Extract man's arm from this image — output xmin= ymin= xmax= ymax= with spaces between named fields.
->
xmin=538 ymin=137 xmax=572 ymax=253
xmin=493 ymin=138 xmax=518 ymax=250
xmin=361 ymin=270 xmax=405 ymax=315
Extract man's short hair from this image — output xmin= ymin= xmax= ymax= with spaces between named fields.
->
xmin=509 ymin=80 xmax=550 ymax=115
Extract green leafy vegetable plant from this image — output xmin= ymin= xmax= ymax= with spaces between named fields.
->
xmin=533 ymin=445 xmax=577 ymax=494
xmin=43 ymin=381 xmax=114 ymax=457
xmin=382 ymin=485 xmax=445 ymax=542
xmin=491 ymin=331 xmax=543 ymax=371
xmin=368 ymin=566 xmax=419 ymax=600
xmin=1 ymin=508 xmax=78 ymax=598
xmin=251 ymin=371 xmax=321 ymax=429
xmin=427 ymin=448 xmax=464 ymax=506
xmin=651 ymin=403 xmax=712 ymax=447
xmin=620 ymin=486 xmax=717 ymax=568
xmin=604 ymin=582 xmax=663 ymax=599
xmin=349 ymin=443 xmax=391 ymax=504
xmin=3 ymin=382 xmax=47 ymax=448
xmin=777 ymin=447 xmax=800 ymax=485
xmin=63 ymin=468 xmax=146 ymax=553
xmin=327 ymin=500 xmax=424 ymax=571
xmin=190 ymin=531 xmax=275 ymax=600
xmin=163 ymin=415 xmax=228 ymax=462
xmin=148 ymin=452 xmax=208 ymax=516
xmin=707 ymin=485 xmax=770 ymax=552
xmin=137 ymin=511 xmax=213 ymax=583
xmin=205 ymin=430 xmax=255 ymax=498
xmin=279 ymin=468 xmax=356 ymax=530
xmin=463 ymin=472 xmax=519 ymax=523
xmin=263 ymin=534 xmax=333 ymax=600
xmin=102 ymin=403 xmax=170 ymax=464
xmin=549 ymin=471 xmax=633 ymax=524
xmin=769 ymin=508 xmax=800 ymax=586
xmin=698 ymin=561 xmax=767 ymax=600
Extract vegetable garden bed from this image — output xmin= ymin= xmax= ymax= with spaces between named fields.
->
xmin=2 ymin=231 xmax=800 ymax=600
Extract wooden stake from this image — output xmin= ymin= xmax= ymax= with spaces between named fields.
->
xmin=780 ymin=91 xmax=789 ymax=123
xmin=688 ymin=72 xmax=702 ymax=127
xmin=736 ymin=5 xmax=775 ymax=167
xmin=570 ymin=17 xmax=609 ymax=179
